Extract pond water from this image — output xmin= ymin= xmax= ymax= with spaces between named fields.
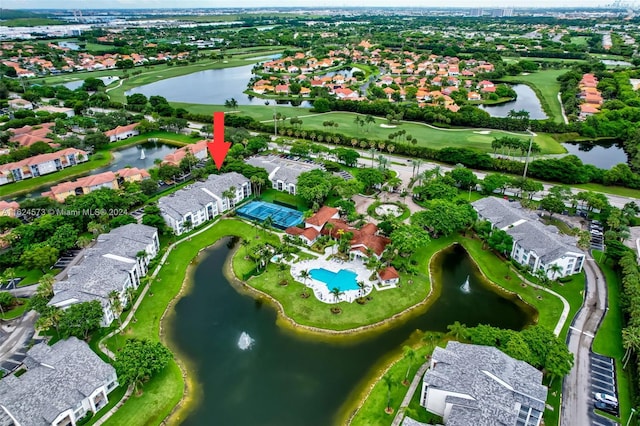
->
xmin=125 ymin=63 xmax=312 ymax=107
xmin=169 ymin=241 xmax=534 ymax=425
xmin=11 ymin=141 xmax=175 ymax=202
xmin=479 ymin=84 xmax=547 ymax=120
xmin=562 ymin=139 xmax=628 ymax=169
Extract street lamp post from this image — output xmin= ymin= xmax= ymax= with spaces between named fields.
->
xmin=626 ymin=407 xmax=636 ymax=426
xmin=522 ymin=128 xmax=534 ymax=180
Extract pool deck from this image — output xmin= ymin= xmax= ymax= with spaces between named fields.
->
xmin=284 ymin=248 xmax=390 ymax=303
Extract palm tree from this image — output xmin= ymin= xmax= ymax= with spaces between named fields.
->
xmin=125 ymin=286 xmax=136 ymax=308
xmin=622 ymin=326 xmax=640 ymax=368
xmin=403 ymin=346 xmax=416 ymax=385
xmin=325 ymin=222 xmax=335 ymax=240
xmin=447 ymin=321 xmax=468 ymax=340
xmin=223 ymin=186 xmax=237 ymax=210
xmin=241 ymin=238 xmax=250 ymax=257
xmin=357 ymin=280 xmax=366 ymax=297
xmin=37 ymin=273 xmax=55 ymax=298
xmin=76 ymin=235 xmax=92 ymax=249
xmin=382 ymin=373 xmax=395 ymax=414
xmin=299 ymin=269 xmax=310 ymax=286
xmin=331 ymin=287 xmax=344 ymax=302
xmin=262 ymin=216 xmax=274 ymax=234
xmin=549 ymin=264 xmax=563 ymax=281
xmin=109 ymin=290 xmax=124 ymax=329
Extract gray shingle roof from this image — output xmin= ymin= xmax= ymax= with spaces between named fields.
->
xmin=423 ymin=341 xmax=547 ymax=426
xmin=49 ymin=224 xmax=156 ymax=307
xmin=158 ymin=172 xmax=248 ymax=221
xmin=245 ymin=155 xmax=319 ymax=185
xmin=0 ymin=337 xmax=115 ymax=426
xmin=471 ymin=197 xmax=583 ymax=263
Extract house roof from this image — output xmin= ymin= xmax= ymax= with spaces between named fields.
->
xmin=0 ymin=148 xmax=86 ymax=173
xmin=49 ymin=224 xmax=157 ymax=307
xmin=162 ymin=140 xmax=208 ymax=166
xmin=47 ymin=171 xmax=117 ymax=197
xmin=104 ymin=122 xmax=139 ymax=137
xmin=245 ymin=155 xmax=320 ymax=185
xmin=158 ymin=172 xmax=248 ymax=221
xmin=116 ymin=167 xmax=150 ymax=179
xmin=471 ymin=197 xmax=583 ymax=263
xmin=286 ymin=226 xmax=319 ymax=241
xmin=0 ymin=200 xmax=19 ymax=210
xmin=423 ymin=341 xmax=547 ymax=426
xmin=0 ymin=337 xmax=115 ymax=426
xmin=306 ymin=206 xmax=339 ymax=227
xmin=378 ymin=266 xmax=399 ymax=280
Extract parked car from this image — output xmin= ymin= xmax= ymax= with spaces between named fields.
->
xmin=594 ymin=400 xmax=618 ymax=415
xmin=594 ymin=393 xmax=618 ymax=407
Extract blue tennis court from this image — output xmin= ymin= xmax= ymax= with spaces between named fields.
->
xmin=236 ymin=201 xmax=303 ymax=230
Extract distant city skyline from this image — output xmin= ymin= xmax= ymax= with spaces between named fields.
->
xmin=0 ymin=0 xmax=628 ymax=10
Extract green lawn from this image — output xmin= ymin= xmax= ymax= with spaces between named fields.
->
xmin=265 ymin=111 xmax=565 ymax=155
xmin=572 ymin=183 xmax=640 ymax=200
xmin=571 ymin=37 xmax=589 ymax=46
xmin=176 ymin=102 xmax=312 ymax=122
xmin=592 ymin=252 xmax=633 ymax=426
xmin=0 ymin=299 xmax=28 ymax=320
xmin=13 ymin=267 xmax=46 ymax=286
xmin=503 ymin=69 xmax=568 ymax=124
xmin=348 ymin=339 xmax=438 ymax=426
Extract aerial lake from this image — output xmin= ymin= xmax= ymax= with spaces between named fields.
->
xmin=562 ymin=139 xmax=628 ymax=169
xmin=168 ymin=240 xmax=535 ymax=425
xmin=479 ymin=84 xmax=547 ymax=119
xmin=125 ymin=63 xmax=312 ymax=107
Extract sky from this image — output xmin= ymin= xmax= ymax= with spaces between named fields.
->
xmin=0 ymin=0 xmax=616 ymax=9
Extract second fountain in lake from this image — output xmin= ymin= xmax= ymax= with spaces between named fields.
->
xmin=460 ymin=275 xmax=471 ymax=294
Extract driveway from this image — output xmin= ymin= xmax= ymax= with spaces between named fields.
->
xmin=561 ymin=257 xmax=609 ymax=426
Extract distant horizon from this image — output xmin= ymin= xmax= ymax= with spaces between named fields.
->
xmin=0 ymin=1 xmax=630 ymax=11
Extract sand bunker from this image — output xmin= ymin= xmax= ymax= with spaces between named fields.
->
xmin=380 ymin=124 xmax=397 ymax=128
xmin=473 ymin=130 xmax=491 ymax=135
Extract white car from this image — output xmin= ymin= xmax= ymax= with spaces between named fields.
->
xmin=594 ymin=393 xmax=618 ymax=407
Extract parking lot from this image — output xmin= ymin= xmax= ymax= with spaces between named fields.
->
xmin=52 ymin=249 xmax=81 ymax=269
xmin=590 ymin=352 xmax=619 ymax=425
xmin=590 ymin=220 xmax=604 ymax=252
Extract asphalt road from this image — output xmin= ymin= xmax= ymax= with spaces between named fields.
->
xmin=561 ymin=257 xmax=609 ymax=426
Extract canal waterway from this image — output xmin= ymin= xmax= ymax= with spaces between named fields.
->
xmin=168 ymin=240 xmax=535 ymax=425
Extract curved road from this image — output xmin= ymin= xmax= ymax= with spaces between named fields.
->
xmin=561 ymin=256 xmax=608 ymax=426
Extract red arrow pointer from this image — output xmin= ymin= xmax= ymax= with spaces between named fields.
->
xmin=208 ymin=112 xmax=231 ymax=170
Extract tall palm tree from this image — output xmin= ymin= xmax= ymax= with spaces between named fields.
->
xmin=109 ymin=290 xmax=123 ymax=327
xmin=300 ymin=269 xmax=310 ymax=286
xmin=447 ymin=321 xmax=468 ymax=340
xmin=37 ymin=273 xmax=55 ymax=298
xmin=549 ymin=264 xmax=563 ymax=281
xmin=331 ymin=287 xmax=344 ymax=302
xmin=357 ymin=280 xmax=366 ymax=297
xmin=241 ymin=238 xmax=250 ymax=257
xmin=325 ymin=222 xmax=335 ymax=240
xmin=263 ymin=216 xmax=274 ymax=234
xmin=403 ymin=346 xmax=416 ymax=385
xmin=382 ymin=373 xmax=394 ymax=413
xmin=622 ymin=326 xmax=640 ymax=368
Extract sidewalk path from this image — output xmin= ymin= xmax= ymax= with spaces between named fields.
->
xmin=391 ymin=361 xmax=430 ymax=426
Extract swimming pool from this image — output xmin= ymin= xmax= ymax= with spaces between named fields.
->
xmin=236 ymin=201 xmax=303 ymax=230
xmin=309 ymin=268 xmax=360 ymax=292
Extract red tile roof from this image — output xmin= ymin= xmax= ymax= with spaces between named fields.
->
xmin=0 ymin=148 xmax=86 ymax=173
xmin=104 ymin=123 xmax=139 ymax=137
xmin=162 ymin=140 xmax=208 ymax=166
xmin=379 ymin=266 xmax=399 ymax=280
xmin=306 ymin=206 xmax=339 ymax=227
